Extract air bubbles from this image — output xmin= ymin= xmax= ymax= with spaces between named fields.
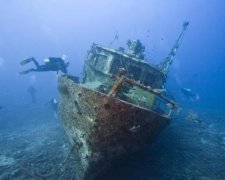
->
xmin=30 ymin=75 xmax=36 ymax=84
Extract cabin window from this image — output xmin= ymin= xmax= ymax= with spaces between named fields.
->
xmin=143 ymin=72 xmax=156 ymax=87
xmin=127 ymin=65 xmax=142 ymax=81
xmin=110 ymin=58 xmax=121 ymax=74
xmin=94 ymin=54 xmax=107 ymax=71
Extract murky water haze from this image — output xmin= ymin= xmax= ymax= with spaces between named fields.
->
xmin=0 ymin=0 xmax=225 ymax=179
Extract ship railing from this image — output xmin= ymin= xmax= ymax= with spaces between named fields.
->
xmin=108 ymin=75 xmax=177 ymax=117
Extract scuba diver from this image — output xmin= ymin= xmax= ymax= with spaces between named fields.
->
xmin=48 ymin=97 xmax=58 ymax=113
xmin=27 ymin=85 xmax=37 ymax=103
xmin=19 ymin=55 xmax=69 ymax=75
xmin=181 ymin=88 xmax=199 ymax=101
xmin=46 ymin=97 xmax=58 ymax=118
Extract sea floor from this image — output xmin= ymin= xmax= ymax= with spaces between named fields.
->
xmin=0 ymin=105 xmax=225 ymax=180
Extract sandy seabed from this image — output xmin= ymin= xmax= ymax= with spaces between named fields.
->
xmin=0 ymin=106 xmax=225 ymax=180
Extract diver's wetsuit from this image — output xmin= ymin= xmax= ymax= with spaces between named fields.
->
xmin=181 ymin=88 xmax=199 ymax=101
xmin=46 ymin=97 xmax=58 ymax=113
xmin=20 ymin=57 xmax=68 ymax=74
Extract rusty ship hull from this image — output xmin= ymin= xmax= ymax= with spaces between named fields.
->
xmin=58 ymin=22 xmax=188 ymax=180
xmin=58 ymin=76 xmax=170 ymax=180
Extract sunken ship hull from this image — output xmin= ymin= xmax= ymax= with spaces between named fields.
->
xmin=58 ymin=76 xmax=170 ymax=180
xmin=58 ymin=22 xmax=188 ymax=179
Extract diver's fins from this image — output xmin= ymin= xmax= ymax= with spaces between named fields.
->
xmin=20 ymin=57 xmax=34 ymax=65
xmin=19 ymin=69 xmax=33 ymax=75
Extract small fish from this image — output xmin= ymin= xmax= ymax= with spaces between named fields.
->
xmin=114 ymin=31 xmax=119 ymax=40
xmin=129 ymin=125 xmax=140 ymax=133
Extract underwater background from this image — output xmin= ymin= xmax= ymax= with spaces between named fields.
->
xmin=0 ymin=0 xmax=225 ymax=179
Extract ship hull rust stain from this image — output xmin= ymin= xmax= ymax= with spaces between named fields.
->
xmin=58 ymin=76 xmax=170 ymax=180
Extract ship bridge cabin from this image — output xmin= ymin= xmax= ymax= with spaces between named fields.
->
xmin=83 ymin=44 xmax=166 ymax=88
xmin=82 ymin=43 xmax=171 ymax=115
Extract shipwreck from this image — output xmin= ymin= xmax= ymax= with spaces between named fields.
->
xmin=58 ymin=22 xmax=189 ymax=180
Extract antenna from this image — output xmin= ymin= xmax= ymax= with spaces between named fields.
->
xmin=160 ymin=22 xmax=189 ymax=75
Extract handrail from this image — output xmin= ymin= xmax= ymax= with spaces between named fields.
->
xmin=108 ymin=75 xmax=177 ymax=109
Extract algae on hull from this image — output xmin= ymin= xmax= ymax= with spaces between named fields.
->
xmin=58 ymin=77 xmax=170 ymax=180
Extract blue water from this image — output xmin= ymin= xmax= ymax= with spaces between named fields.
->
xmin=0 ymin=0 xmax=225 ymax=179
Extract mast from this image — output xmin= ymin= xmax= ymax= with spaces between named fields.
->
xmin=160 ymin=22 xmax=189 ymax=75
